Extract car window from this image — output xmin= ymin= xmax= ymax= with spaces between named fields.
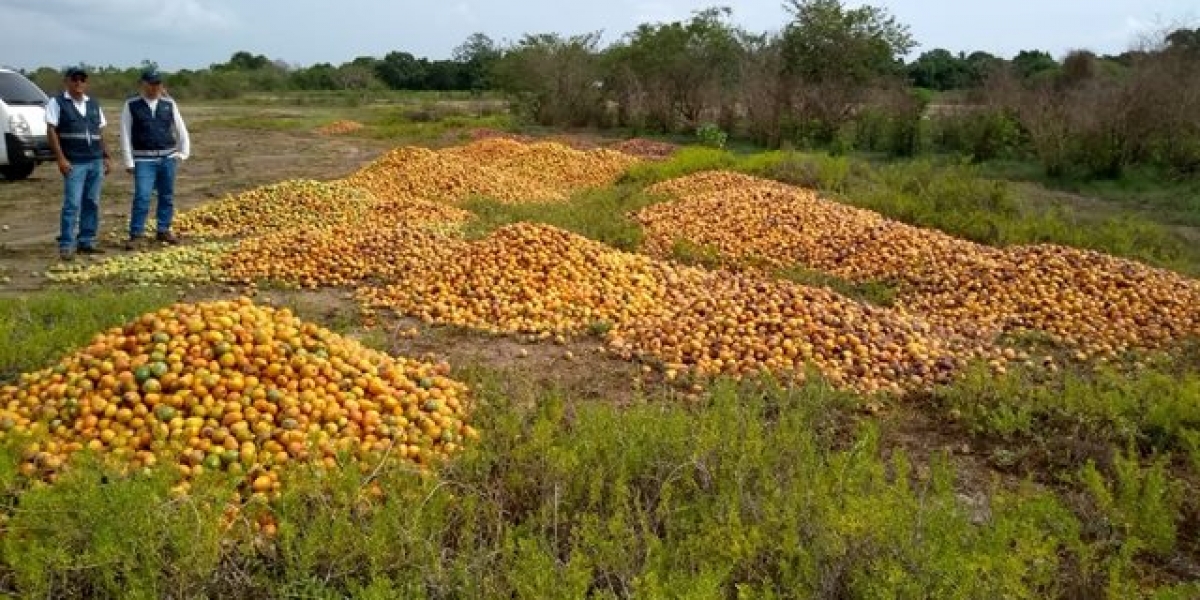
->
xmin=0 ymin=72 xmax=49 ymax=106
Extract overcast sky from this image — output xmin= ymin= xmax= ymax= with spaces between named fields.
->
xmin=1 ymin=0 xmax=1196 ymax=72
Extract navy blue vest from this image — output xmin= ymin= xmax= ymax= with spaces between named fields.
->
xmin=53 ymin=96 xmax=103 ymax=161
xmin=127 ymin=97 xmax=177 ymax=154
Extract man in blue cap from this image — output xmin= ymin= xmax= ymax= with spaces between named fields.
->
xmin=119 ymin=67 xmax=191 ymax=249
xmin=45 ymin=66 xmax=113 ymax=261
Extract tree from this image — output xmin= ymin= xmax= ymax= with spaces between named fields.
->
xmin=1011 ymin=50 xmax=1058 ymax=80
xmin=908 ymin=48 xmax=970 ymax=90
xmin=213 ymin=51 xmax=272 ymax=71
xmin=780 ymin=0 xmax=915 ymax=84
xmin=453 ymin=33 xmax=501 ymax=91
xmin=375 ymin=51 xmax=427 ymax=89
xmin=964 ymin=51 xmax=1004 ymax=86
xmin=290 ymin=63 xmax=339 ymax=90
xmin=331 ymin=62 xmax=380 ymax=90
xmin=605 ymin=7 xmax=745 ymax=130
xmin=492 ymin=32 xmax=606 ymax=126
xmin=776 ymin=0 xmax=915 ymax=146
xmin=423 ymin=60 xmax=467 ymax=91
xmin=1059 ymin=50 xmax=1098 ymax=86
xmin=1165 ymin=27 xmax=1200 ymax=57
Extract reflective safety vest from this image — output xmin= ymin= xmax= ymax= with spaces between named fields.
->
xmin=127 ymin=96 xmax=177 ymax=157
xmin=54 ymin=95 xmax=104 ymax=161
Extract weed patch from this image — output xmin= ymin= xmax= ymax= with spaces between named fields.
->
xmin=0 ymin=288 xmax=173 ymax=383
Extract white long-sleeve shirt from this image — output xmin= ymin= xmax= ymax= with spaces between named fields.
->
xmin=45 ymin=91 xmax=107 ymax=127
xmin=119 ymin=95 xmax=191 ymax=170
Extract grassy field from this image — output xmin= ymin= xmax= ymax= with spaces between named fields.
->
xmin=0 ymin=102 xmax=1197 ymax=598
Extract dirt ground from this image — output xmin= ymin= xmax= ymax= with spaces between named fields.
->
xmin=0 ymin=109 xmax=397 ymax=293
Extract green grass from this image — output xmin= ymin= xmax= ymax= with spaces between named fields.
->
xmin=188 ymin=100 xmax=513 ymax=142
xmin=0 ymin=290 xmax=1197 ymax=597
xmin=365 ymin=113 xmax=514 ymax=143
xmin=935 ymin=349 xmax=1200 ymax=459
xmin=238 ymin=89 xmax=505 ymax=105
xmin=0 ymin=370 xmax=1194 ymax=597
xmin=621 ymin=146 xmax=738 ymax=185
xmin=461 ymin=185 xmax=662 ymax=251
xmin=981 ymin=160 xmax=1200 ymax=228
xmin=774 ymin=266 xmax=898 ymax=307
xmin=0 ymin=288 xmax=174 ymax=383
xmin=626 ymin=149 xmax=1199 ymax=275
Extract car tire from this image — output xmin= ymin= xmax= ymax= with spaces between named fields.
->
xmin=0 ymin=162 xmax=36 ymax=181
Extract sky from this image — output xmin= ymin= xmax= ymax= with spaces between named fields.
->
xmin=1 ymin=0 xmax=1196 ymax=72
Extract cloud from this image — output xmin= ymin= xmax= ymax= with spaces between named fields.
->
xmin=4 ymin=0 xmax=236 ymax=37
xmin=450 ymin=2 xmax=478 ymax=24
xmin=629 ymin=1 xmax=682 ymax=25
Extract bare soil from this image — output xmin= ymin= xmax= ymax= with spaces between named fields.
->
xmin=0 ymin=117 xmax=395 ymax=293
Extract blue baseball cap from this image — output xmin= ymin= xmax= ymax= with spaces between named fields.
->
xmin=64 ymin=66 xmax=87 ymax=79
xmin=140 ymin=68 xmax=163 ymax=84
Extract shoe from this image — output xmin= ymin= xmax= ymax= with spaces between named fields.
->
xmin=59 ymin=249 xmax=75 ymax=261
xmin=77 ymin=245 xmax=105 ymax=255
xmin=156 ymin=231 xmax=180 ymax=245
xmin=124 ymin=236 xmax=145 ymax=251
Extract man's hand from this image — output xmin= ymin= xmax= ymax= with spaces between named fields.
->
xmin=102 ymin=157 xmax=111 ymax=175
xmin=56 ymin=158 xmax=71 ymax=176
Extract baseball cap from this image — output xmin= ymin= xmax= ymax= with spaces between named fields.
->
xmin=64 ymin=66 xmax=87 ymax=80
xmin=140 ymin=68 xmax=163 ymax=84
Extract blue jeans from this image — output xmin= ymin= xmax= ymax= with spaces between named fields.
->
xmin=130 ymin=156 xmax=177 ymax=238
xmin=58 ymin=158 xmax=104 ymax=250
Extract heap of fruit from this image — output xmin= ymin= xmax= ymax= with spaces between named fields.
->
xmin=176 ymin=180 xmax=378 ymax=238
xmin=903 ymin=245 xmax=1200 ymax=357
xmin=314 ymin=120 xmax=365 ymax=135
xmin=646 ymin=170 xmax=795 ymax=198
xmin=353 ymin=223 xmax=986 ymax=393
xmin=445 ymin=139 xmax=639 ymax=194
xmin=223 ymin=226 xmax=468 ymax=289
xmin=343 ymin=146 xmax=558 ymax=204
xmin=637 ymin=171 xmax=1200 ymax=356
xmin=342 ymin=139 xmax=639 ymax=205
xmin=441 ymin=137 xmax=538 ymax=163
xmin=467 ymin=128 xmax=534 ymax=143
xmin=46 ymin=242 xmax=233 ymax=286
xmin=0 ymin=298 xmax=475 ymax=493
xmin=358 ymin=223 xmax=674 ymax=335
xmin=607 ymin=270 xmax=980 ymax=395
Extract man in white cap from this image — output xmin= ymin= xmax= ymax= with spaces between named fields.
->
xmin=120 ymin=67 xmax=191 ymax=249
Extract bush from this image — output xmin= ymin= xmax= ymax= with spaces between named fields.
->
xmin=930 ymin=109 xmax=1024 ymax=162
xmin=695 ymin=123 xmax=728 ymax=149
xmin=621 ymin=146 xmax=737 ymax=185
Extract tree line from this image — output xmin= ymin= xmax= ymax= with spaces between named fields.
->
xmin=22 ymin=1 xmax=1200 ymax=179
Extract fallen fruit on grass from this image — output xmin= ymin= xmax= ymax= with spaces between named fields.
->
xmin=0 ymin=297 xmax=474 ymax=493
xmin=638 ymin=171 xmax=1200 ymax=357
xmin=176 ymin=180 xmax=378 ymax=238
xmin=46 ymin=242 xmax=232 ymax=285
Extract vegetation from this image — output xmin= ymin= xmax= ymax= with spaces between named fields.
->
xmin=0 ymin=288 xmax=1196 ymax=597
xmin=619 ymin=148 xmax=1199 ymax=274
xmin=0 ymin=289 xmax=174 ymax=382
xmin=18 ymin=3 xmax=1198 ymax=203
xmin=6 ymin=3 xmax=1199 ymax=596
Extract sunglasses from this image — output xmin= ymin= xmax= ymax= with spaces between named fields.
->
xmin=69 ymin=75 xmax=88 ymax=82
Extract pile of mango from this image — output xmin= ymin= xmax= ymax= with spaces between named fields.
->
xmin=637 ymin=171 xmax=1200 ymax=357
xmin=0 ymin=298 xmax=475 ymax=495
xmin=175 ymin=180 xmax=378 ymax=237
xmin=355 ymin=223 xmax=988 ymax=393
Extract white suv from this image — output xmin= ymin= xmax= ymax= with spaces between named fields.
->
xmin=0 ymin=67 xmax=52 ymax=180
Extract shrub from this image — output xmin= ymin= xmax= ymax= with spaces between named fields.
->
xmin=695 ymin=123 xmax=728 ymax=149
